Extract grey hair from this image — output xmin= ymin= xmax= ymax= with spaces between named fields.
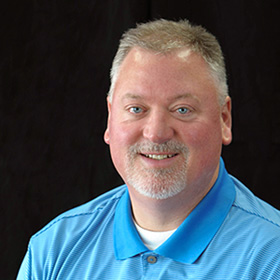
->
xmin=108 ymin=19 xmax=228 ymax=105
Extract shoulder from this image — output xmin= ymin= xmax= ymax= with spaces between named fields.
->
xmin=19 ymin=186 xmax=127 ymax=278
xmin=231 ymin=176 xmax=280 ymax=241
xmin=31 ymin=185 xmax=126 ymax=242
xmin=214 ymin=176 xmax=280 ymax=277
xmin=231 ymin=175 xmax=280 ymax=229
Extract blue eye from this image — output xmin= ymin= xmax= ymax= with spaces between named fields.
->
xmin=130 ymin=107 xmax=143 ymax=114
xmin=177 ymin=107 xmax=189 ymax=114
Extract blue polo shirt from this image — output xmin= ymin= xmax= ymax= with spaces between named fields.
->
xmin=17 ymin=159 xmax=280 ymax=279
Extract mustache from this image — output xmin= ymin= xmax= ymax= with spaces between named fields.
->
xmin=128 ymin=140 xmax=189 ymax=154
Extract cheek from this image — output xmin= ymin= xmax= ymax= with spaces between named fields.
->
xmin=183 ymin=121 xmax=222 ymax=153
xmin=108 ymin=120 xmax=141 ymax=174
xmin=110 ymin=121 xmax=140 ymax=146
xmin=182 ymin=121 xmax=223 ymax=184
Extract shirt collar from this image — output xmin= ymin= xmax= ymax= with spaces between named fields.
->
xmin=114 ymin=158 xmax=236 ymax=263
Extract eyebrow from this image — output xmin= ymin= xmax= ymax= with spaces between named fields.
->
xmin=121 ymin=93 xmax=143 ymax=101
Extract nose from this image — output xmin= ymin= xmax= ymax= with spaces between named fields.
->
xmin=142 ymin=110 xmax=174 ymax=144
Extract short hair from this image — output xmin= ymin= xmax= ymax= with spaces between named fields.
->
xmin=108 ymin=19 xmax=228 ymax=105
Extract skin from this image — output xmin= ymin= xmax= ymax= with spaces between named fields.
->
xmin=104 ymin=47 xmax=232 ymax=231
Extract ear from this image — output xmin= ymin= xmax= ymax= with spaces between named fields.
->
xmin=221 ymin=96 xmax=232 ymax=146
xmin=104 ymin=97 xmax=112 ymax=145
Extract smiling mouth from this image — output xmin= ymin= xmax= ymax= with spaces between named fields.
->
xmin=141 ymin=153 xmax=178 ymax=160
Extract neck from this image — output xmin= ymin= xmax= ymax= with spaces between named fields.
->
xmin=129 ymin=185 xmax=209 ymax=232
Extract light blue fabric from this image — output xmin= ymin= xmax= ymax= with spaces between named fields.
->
xmin=17 ymin=159 xmax=280 ymax=279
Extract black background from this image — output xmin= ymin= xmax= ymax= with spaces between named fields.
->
xmin=1 ymin=1 xmax=280 ymax=278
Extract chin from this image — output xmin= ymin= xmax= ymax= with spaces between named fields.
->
xmin=128 ymin=177 xmax=187 ymax=200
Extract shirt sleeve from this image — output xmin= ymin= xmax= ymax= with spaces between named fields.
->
xmin=16 ymin=246 xmax=32 ymax=280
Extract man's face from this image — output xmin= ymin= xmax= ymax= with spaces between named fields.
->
xmin=104 ymin=48 xmax=231 ymax=200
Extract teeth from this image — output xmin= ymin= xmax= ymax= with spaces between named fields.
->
xmin=144 ymin=154 xmax=175 ymax=160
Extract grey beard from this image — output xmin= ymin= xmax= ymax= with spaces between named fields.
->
xmin=125 ymin=140 xmax=189 ymax=200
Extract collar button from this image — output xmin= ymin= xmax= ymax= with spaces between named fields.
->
xmin=147 ymin=255 xmax=157 ymax=264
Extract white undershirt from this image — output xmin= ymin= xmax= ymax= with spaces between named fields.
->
xmin=134 ymin=221 xmax=177 ymax=250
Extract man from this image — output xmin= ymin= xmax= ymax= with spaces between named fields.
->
xmin=17 ymin=19 xmax=280 ymax=279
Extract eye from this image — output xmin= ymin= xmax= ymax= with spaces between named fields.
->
xmin=129 ymin=107 xmax=143 ymax=114
xmin=177 ymin=107 xmax=190 ymax=114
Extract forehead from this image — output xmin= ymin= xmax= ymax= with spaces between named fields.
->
xmin=112 ymin=47 xmax=218 ymax=103
xmin=117 ymin=47 xmax=214 ymax=81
